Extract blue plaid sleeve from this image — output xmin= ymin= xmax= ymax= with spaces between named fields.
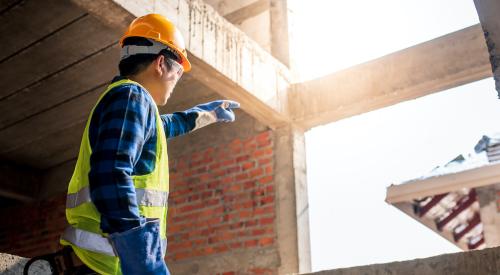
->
xmin=88 ymin=83 xmax=156 ymax=234
xmin=161 ymin=111 xmax=197 ymax=139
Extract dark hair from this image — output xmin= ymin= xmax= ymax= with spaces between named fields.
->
xmin=119 ymin=37 xmax=180 ymax=77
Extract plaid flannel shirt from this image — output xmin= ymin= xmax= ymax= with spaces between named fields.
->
xmin=88 ymin=77 xmax=197 ymax=234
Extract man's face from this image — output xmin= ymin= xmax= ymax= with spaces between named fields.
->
xmin=156 ymin=55 xmax=183 ymax=105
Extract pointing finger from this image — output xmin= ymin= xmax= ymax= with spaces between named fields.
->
xmin=222 ymin=100 xmax=240 ymax=109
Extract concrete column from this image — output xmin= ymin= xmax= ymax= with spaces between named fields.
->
xmin=275 ymin=125 xmax=311 ymax=274
xmin=474 ymin=0 xmax=500 ymax=97
xmin=270 ymin=0 xmax=290 ymax=67
xmin=476 ymin=185 xmax=500 ymax=247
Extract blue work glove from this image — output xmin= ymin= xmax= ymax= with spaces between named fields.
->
xmin=191 ymin=100 xmax=240 ymax=130
xmin=108 ymin=219 xmax=170 ymax=275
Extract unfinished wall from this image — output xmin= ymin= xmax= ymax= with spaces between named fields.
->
xmin=0 ymin=195 xmax=66 ymax=257
xmin=0 ymin=108 xmax=304 ymax=274
xmin=165 ymin=111 xmax=281 ymax=274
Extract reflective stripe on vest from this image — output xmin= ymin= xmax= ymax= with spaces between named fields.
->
xmin=62 ymin=226 xmax=168 ymax=257
xmin=66 ymin=186 xmax=169 ymax=209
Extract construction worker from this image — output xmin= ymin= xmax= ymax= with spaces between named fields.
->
xmin=59 ymin=14 xmax=240 ymax=274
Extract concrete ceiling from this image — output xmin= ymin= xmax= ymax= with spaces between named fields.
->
xmin=0 ymin=0 xmax=217 ymax=203
xmin=1 ymin=0 xmax=498 ymax=206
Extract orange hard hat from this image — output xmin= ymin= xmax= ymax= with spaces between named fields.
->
xmin=120 ymin=14 xmax=191 ymax=72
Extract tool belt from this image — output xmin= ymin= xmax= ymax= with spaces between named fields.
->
xmin=23 ymin=246 xmax=96 ymax=275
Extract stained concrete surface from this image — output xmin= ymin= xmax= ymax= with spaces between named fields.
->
xmin=0 ymin=253 xmax=51 ymax=274
xmin=306 ymin=245 xmax=500 ymax=275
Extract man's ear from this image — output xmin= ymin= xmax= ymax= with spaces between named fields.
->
xmin=154 ymin=55 xmax=165 ymax=76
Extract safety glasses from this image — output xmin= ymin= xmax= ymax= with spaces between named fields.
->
xmin=165 ymin=58 xmax=184 ymax=78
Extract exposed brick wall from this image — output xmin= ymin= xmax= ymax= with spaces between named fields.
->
xmin=0 ymin=130 xmax=279 ymax=274
xmin=0 ymin=194 xmax=66 ymax=258
xmin=166 ymin=130 xmax=277 ymax=272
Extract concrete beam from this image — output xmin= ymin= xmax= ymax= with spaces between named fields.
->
xmin=474 ymin=0 xmax=500 ymax=98
xmin=386 ymin=162 xmax=500 ymax=204
xmin=270 ymin=0 xmax=290 ymax=66
xmin=224 ymin=0 xmax=269 ymax=25
xmin=291 ymin=24 xmax=492 ymax=130
xmin=0 ymin=163 xmax=40 ymax=202
xmin=69 ymin=0 xmax=291 ymax=129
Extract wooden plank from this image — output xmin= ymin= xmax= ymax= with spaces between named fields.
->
xmin=292 ymin=24 xmax=492 ymax=130
xmin=0 ymin=84 xmax=106 ymax=156
xmin=0 ymin=162 xmax=39 ymax=202
xmin=0 ymin=0 xmax=85 ymax=62
xmin=0 ymin=14 xmax=120 ymax=100
xmin=224 ymin=0 xmax=269 ymax=25
xmin=0 ymin=44 xmax=119 ymax=130
xmin=2 ymin=121 xmax=85 ymax=170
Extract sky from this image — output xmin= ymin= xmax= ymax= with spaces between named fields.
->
xmin=288 ymin=0 xmax=500 ymax=272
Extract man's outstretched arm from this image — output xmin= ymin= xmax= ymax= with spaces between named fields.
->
xmin=161 ymin=100 xmax=240 ymax=138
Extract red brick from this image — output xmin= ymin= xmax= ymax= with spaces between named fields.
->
xmin=249 ymin=168 xmax=264 ymax=177
xmin=209 ymin=162 xmax=221 ymax=170
xmin=260 ymin=196 xmax=274 ymax=205
xmin=226 ymin=166 xmax=240 ymax=174
xmin=258 ymin=157 xmax=272 ymax=166
xmin=255 ymin=206 xmax=274 ymax=216
xmin=244 ymin=181 xmax=256 ymax=189
xmin=229 ymin=184 xmax=241 ymax=192
xmin=213 ymin=169 xmax=226 ymax=177
xmin=239 ymin=210 xmax=253 ymax=219
xmin=252 ymin=229 xmax=266 ymax=236
xmin=260 ymin=217 xmax=274 ymax=225
xmin=201 ymin=191 xmax=213 ymax=199
xmin=257 ymin=139 xmax=272 ymax=148
xmin=244 ymin=240 xmax=258 ymax=248
xmin=222 ymin=159 xmax=236 ymax=166
xmin=265 ymin=185 xmax=274 ymax=193
xmin=236 ymin=155 xmax=250 ymax=162
xmin=258 ymin=175 xmax=273 ymax=184
xmin=242 ymin=161 xmax=255 ymax=170
xmin=252 ymin=148 xmax=273 ymax=158
xmin=259 ymin=237 xmax=274 ymax=246
xmin=235 ymin=173 xmax=249 ymax=181
xmin=264 ymin=165 xmax=273 ymax=174
xmin=256 ymin=131 xmax=270 ymax=142
xmin=230 ymin=242 xmax=242 ymax=249
xmin=245 ymin=220 xmax=258 ymax=227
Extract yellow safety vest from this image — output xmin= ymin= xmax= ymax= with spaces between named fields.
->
xmin=60 ymin=79 xmax=170 ymax=275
